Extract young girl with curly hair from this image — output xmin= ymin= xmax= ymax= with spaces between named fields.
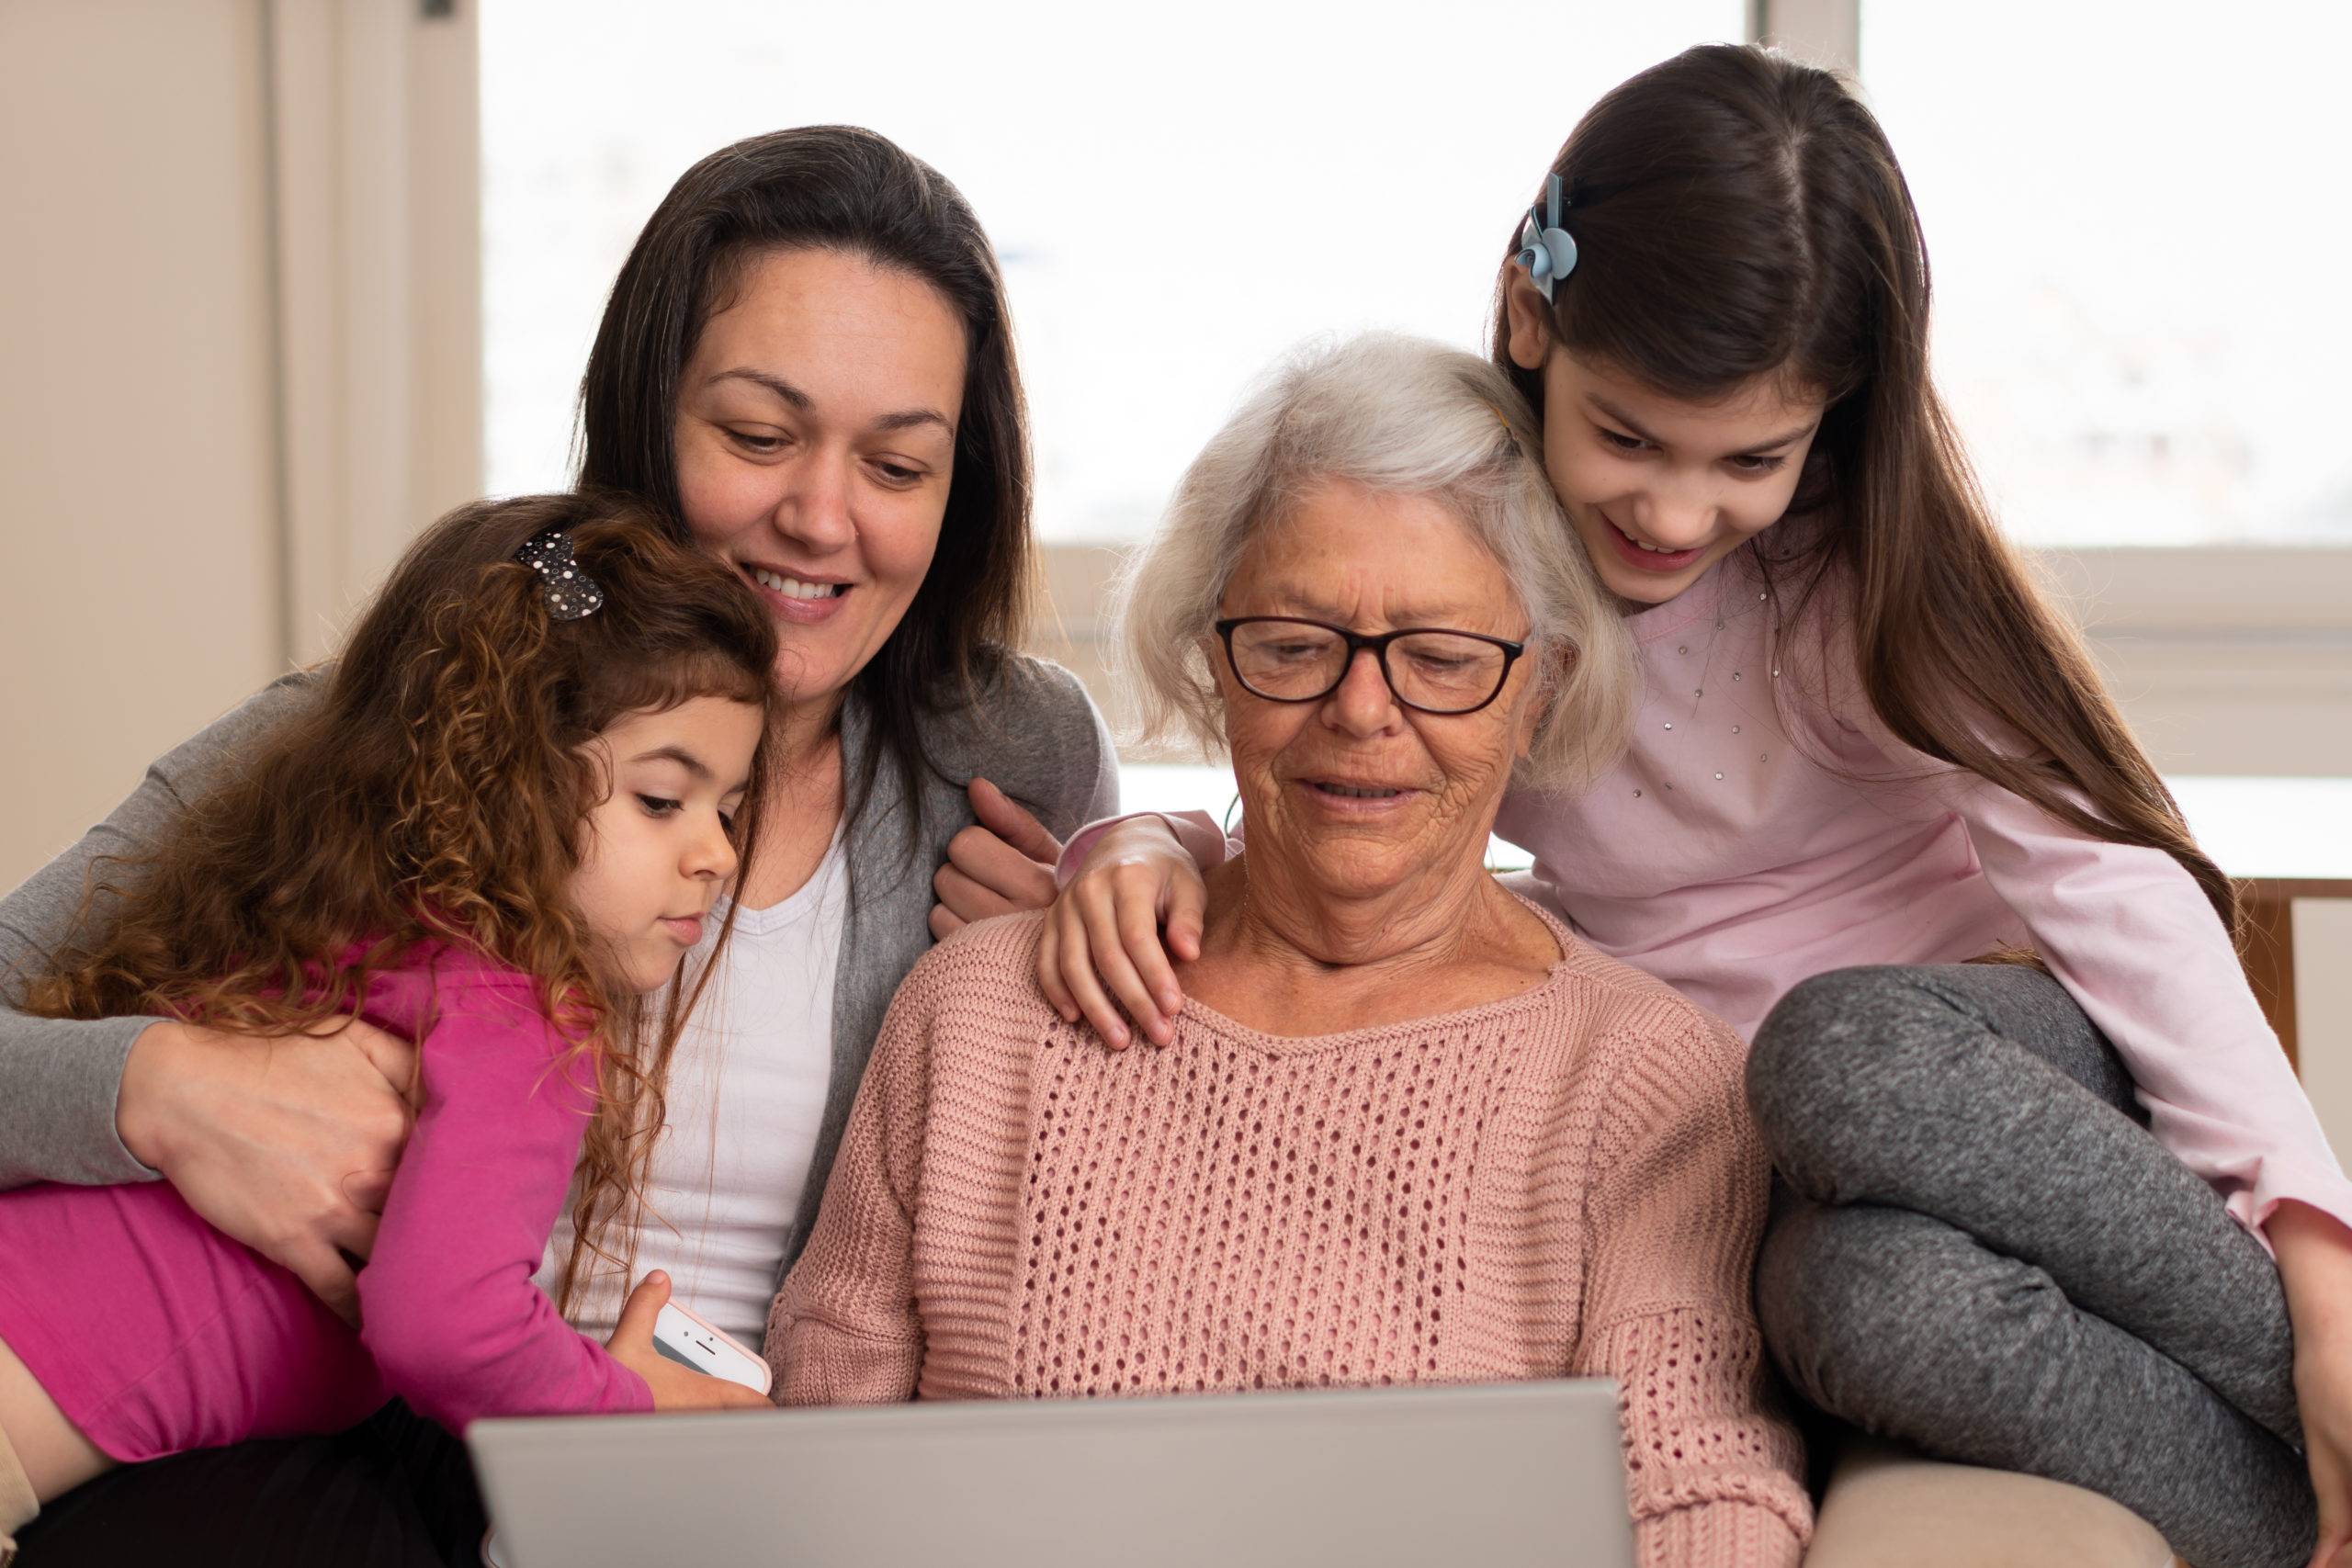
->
xmin=0 ymin=492 xmax=778 ymax=1560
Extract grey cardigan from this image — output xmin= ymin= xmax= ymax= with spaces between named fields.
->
xmin=0 ymin=656 xmax=1117 ymax=1270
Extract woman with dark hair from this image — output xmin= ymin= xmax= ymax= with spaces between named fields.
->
xmin=0 ymin=126 xmax=1114 ymax=1564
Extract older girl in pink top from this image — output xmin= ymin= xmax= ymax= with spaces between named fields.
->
xmin=0 ymin=493 xmax=776 ymax=1560
xmin=991 ymin=46 xmax=2346 ymax=1568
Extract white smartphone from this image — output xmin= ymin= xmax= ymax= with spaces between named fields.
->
xmin=651 ymin=1299 xmax=772 ymax=1395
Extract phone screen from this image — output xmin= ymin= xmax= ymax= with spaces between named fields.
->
xmin=652 ymin=1337 xmax=710 ymax=1374
xmin=651 ymin=1301 xmax=770 ymax=1393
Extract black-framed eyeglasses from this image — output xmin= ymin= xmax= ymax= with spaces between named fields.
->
xmin=1213 ymin=616 xmax=1528 ymax=716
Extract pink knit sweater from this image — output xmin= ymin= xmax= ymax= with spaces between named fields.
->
xmin=768 ymin=903 xmax=1812 ymax=1567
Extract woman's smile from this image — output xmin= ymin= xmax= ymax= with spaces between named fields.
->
xmin=1293 ymin=773 xmax=1419 ymax=816
xmin=740 ymin=560 xmax=854 ymax=624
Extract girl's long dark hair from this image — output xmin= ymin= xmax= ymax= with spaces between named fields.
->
xmin=1490 ymin=43 xmax=2238 ymax=935
xmin=21 ymin=492 xmax=783 ymax=1310
xmin=579 ymin=125 xmax=1035 ymax=846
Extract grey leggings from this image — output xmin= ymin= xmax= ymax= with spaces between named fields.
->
xmin=1747 ymin=963 xmax=2317 ymax=1568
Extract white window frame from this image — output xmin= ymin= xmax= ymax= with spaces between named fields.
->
xmin=1743 ymin=0 xmax=2352 ymax=776
xmin=366 ymin=1 xmax=2346 ymax=775
xmin=1037 ymin=1 xmax=2352 ymax=777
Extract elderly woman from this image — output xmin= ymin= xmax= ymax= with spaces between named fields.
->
xmin=766 ymin=335 xmax=1812 ymax=1565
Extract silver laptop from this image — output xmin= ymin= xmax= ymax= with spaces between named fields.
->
xmin=469 ymin=1379 xmax=1635 ymax=1568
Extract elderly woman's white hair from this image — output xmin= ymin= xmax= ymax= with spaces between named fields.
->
xmin=1115 ymin=332 xmax=1635 ymax=789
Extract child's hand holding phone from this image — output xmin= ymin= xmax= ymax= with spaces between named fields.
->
xmin=605 ymin=1271 xmax=772 ymax=1410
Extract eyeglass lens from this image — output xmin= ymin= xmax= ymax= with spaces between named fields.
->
xmin=1226 ymin=620 xmax=1510 ymax=713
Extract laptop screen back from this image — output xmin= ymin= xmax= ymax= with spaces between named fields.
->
xmin=469 ymin=1378 xmax=1634 ymax=1568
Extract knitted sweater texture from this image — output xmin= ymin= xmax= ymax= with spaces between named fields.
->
xmin=769 ymin=905 xmax=1811 ymax=1567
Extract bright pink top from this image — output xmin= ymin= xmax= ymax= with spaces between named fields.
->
xmin=0 ymin=947 xmax=650 ymax=1460
xmin=1072 ymin=542 xmax=2351 ymax=1246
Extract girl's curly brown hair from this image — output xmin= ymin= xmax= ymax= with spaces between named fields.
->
xmin=20 ymin=491 xmax=780 ymax=1314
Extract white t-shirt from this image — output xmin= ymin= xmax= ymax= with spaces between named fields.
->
xmin=538 ymin=831 xmax=846 ymax=1346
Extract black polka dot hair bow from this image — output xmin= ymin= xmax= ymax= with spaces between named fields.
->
xmin=514 ymin=526 xmax=605 ymax=621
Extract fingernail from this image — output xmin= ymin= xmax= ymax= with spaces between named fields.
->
xmin=1109 ymin=1026 xmax=1128 ymax=1048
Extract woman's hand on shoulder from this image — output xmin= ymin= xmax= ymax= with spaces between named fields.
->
xmin=116 ymin=1015 xmax=416 ymax=1325
xmin=929 ymin=778 xmax=1065 ymax=940
xmin=605 ymin=1272 xmax=771 ymax=1411
xmin=1039 ymin=815 xmax=1205 ymax=1051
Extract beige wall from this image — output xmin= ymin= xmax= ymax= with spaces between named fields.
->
xmin=0 ymin=0 xmax=482 ymax=892
xmin=1 ymin=1 xmax=282 ymax=889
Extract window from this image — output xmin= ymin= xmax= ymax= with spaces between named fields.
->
xmin=477 ymin=1 xmax=2352 ymax=776
xmin=481 ymin=0 xmax=1745 ymax=541
xmin=1862 ymin=1 xmax=2352 ymax=547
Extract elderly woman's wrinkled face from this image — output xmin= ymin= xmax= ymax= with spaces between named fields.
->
xmin=1213 ymin=479 xmax=1543 ymax=902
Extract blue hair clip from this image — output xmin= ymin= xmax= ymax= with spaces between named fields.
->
xmin=1514 ymin=173 xmax=1577 ymax=302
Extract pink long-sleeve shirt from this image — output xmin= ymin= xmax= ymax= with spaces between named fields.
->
xmin=0 ymin=947 xmax=650 ymax=1461
xmin=1079 ymin=541 xmax=2351 ymax=1245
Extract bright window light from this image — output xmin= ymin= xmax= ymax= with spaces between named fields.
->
xmin=481 ymin=1 xmax=1743 ymax=541
xmin=1864 ymin=1 xmax=2352 ymax=546
xmin=487 ymin=4 xmax=2346 ymax=550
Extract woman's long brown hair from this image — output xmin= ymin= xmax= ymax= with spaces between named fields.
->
xmin=19 ymin=492 xmax=782 ymax=1310
xmin=1490 ymin=43 xmax=2238 ymax=935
